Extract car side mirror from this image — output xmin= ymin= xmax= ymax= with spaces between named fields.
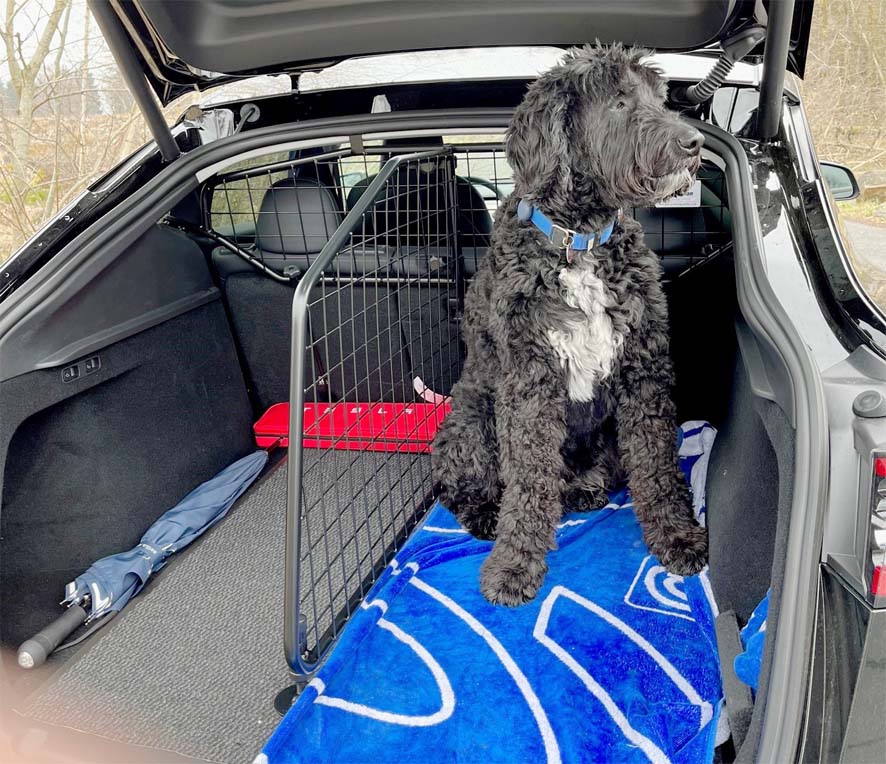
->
xmin=820 ymin=162 xmax=861 ymax=201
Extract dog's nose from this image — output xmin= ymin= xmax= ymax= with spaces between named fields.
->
xmin=678 ymin=130 xmax=704 ymax=155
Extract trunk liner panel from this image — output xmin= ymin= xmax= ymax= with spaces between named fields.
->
xmin=21 ymin=452 xmax=424 ymax=763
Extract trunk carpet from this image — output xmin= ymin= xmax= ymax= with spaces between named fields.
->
xmin=21 ymin=451 xmax=429 ymax=764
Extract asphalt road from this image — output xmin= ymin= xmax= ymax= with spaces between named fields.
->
xmin=843 ymin=219 xmax=886 ymax=312
xmin=844 ymin=220 xmax=885 ymax=269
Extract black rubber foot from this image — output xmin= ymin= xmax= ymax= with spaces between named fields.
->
xmin=274 ymin=684 xmax=304 ymax=716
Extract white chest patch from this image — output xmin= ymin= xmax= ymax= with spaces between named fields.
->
xmin=546 ymin=262 xmax=623 ymax=402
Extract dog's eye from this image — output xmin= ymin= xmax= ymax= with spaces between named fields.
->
xmin=615 ymin=100 xmax=627 ymax=110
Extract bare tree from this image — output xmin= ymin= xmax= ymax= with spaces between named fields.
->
xmin=1 ymin=0 xmax=68 ymax=185
xmin=799 ymin=0 xmax=886 ymax=175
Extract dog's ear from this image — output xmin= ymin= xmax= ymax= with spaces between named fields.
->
xmin=626 ymin=45 xmax=654 ymax=65
xmin=505 ymin=79 xmax=574 ymax=203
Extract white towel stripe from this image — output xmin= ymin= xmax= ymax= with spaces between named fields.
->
xmin=643 ymin=565 xmax=691 ymax=613
xmin=624 ymin=556 xmax=695 ymax=622
xmin=389 ymin=560 xmax=419 ymax=576
xmin=543 ymin=586 xmax=712 ymax=730
xmin=534 ymin=587 xmax=671 ymax=764
xmin=699 ymin=569 xmax=719 ymax=617
xmin=409 ymin=575 xmax=562 ymax=764
xmin=422 ymin=526 xmax=469 ymax=534
xmin=309 ymin=603 xmax=455 ymax=727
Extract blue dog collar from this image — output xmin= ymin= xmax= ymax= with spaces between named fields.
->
xmin=517 ymin=199 xmax=621 ymax=263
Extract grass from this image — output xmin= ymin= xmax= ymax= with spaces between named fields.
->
xmin=838 ymin=197 xmax=886 ymax=226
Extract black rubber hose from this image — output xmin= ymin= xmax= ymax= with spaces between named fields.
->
xmin=680 ymin=25 xmax=767 ymax=107
xmin=686 ymin=55 xmax=735 ymax=104
xmin=17 ymin=604 xmax=88 ymax=669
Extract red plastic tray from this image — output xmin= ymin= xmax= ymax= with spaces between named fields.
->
xmin=254 ymin=401 xmax=451 ymax=453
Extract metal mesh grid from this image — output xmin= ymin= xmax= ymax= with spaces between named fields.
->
xmin=452 ymin=144 xmax=731 ymax=277
xmin=204 ymin=148 xmax=386 ymax=280
xmin=203 ymin=138 xmax=731 ymax=679
xmin=204 ymin=142 xmax=730 ymax=284
xmin=246 ymin=147 xmax=463 ymax=677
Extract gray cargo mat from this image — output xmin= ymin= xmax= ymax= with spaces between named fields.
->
xmin=22 ymin=452 xmax=429 ymax=763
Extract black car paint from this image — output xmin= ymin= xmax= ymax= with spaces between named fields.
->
xmin=803 ymin=567 xmax=886 ymax=763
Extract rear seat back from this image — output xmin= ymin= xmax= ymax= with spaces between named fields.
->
xmin=211 ymin=177 xmax=346 ymax=410
xmin=461 ymin=165 xmax=730 ymax=280
xmin=460 ymin=203 xmax=720 ymax=279
xmin=213 ymin=177 xmax=456 ymax=411
xmin=255 ymin=178 xmax=342 ymax=268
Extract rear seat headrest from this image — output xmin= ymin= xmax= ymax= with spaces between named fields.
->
xmin=256 ymin=178 xmax=343 ymax=255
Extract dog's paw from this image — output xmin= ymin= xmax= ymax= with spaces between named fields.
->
xmin=458 ymin=503 xmax=499 ymax=540
xmin=655 ymin=525 xmax=708 ymax=577
xmin=480 ymin=553 xmax=547 ymax=606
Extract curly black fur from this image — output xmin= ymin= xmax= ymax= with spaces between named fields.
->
xmin=432 ymin=44 xmax=709 ymax=606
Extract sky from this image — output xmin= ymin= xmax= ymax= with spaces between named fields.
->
xmin=1 ymin=0 xmax=113 ymax=80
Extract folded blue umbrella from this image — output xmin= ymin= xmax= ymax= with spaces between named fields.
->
xmin=63 ymin=449 xmax=269 ymax=619
xmin=16 ymin=449 xmax=269 ymax=669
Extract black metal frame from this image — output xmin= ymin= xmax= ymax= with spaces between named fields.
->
xmin=282 ymin=147 xmax=460 ymax=676
xmin=755 ymin=0 xmax=797 ymax=140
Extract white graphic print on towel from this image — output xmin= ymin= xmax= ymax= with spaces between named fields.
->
xmin=546 ymin=260 xmax=624 ymax=402
xmin=535 ymin=585 xmax=713 ymax=764
xmin=298 ymin=572 xmax=714 ymax=764
xmin=308 ymin=598 xmax=454 ymax=727
xmin=624 ymin=555 xmax=695 ymax=622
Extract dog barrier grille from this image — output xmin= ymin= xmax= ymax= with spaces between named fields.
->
xmin=452 ymin=146 xmax=731 ymax=278
xmin=202 ymin=139 xmax=730 ymax=679
xmin=206 ymin=146 xmax=461 ymax=676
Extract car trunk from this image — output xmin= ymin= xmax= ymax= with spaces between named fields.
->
xmin=0 ymin=128 xmax=794 ymax=762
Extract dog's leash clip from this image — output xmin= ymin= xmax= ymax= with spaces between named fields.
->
xmin=550 ymin=225 xmax=590 ymax=264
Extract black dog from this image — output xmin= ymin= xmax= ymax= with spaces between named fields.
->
xmin=432 ymin=44 xmax=708 ymax=606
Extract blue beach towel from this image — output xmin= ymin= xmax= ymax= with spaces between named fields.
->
xmin=734 ymin=591 xmax=769 ymax=692
xmin=260 ymin=422 xmax=723 ymax=764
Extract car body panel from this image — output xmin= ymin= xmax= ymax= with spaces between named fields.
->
xmin=97 ymin=0 xmax=813 ymax=104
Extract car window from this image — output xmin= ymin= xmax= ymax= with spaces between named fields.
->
xmin=209 ymin=166 xmax=292 ymax=239
xmin=338 ymin=155 xmax=383 ymax=195
xmin=449 ymin=139 xmax=513 ymax=217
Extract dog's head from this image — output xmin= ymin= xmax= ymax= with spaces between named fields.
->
xmin=506 ymin=44 xmax=703 ymax=212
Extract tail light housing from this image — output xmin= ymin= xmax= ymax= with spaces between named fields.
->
xmin=869 ymin=454 xmax=886 ymax=596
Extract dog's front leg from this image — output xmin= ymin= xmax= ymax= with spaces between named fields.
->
xmin=480 ymin=359 xmax=568 ymax=606
xmin=432 ymin=366 xmax=501 ymax=540
xmin=614 ymin=328 xmax=707 ymax=576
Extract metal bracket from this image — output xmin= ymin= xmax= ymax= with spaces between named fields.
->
xmin=349 ymin=134 xmax=365 ymax=155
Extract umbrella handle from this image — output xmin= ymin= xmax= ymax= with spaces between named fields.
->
xmin=17 ymin=604 xmax=88 ymax=669
xmin=264 ymin=436 xmax=284 ymax=455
